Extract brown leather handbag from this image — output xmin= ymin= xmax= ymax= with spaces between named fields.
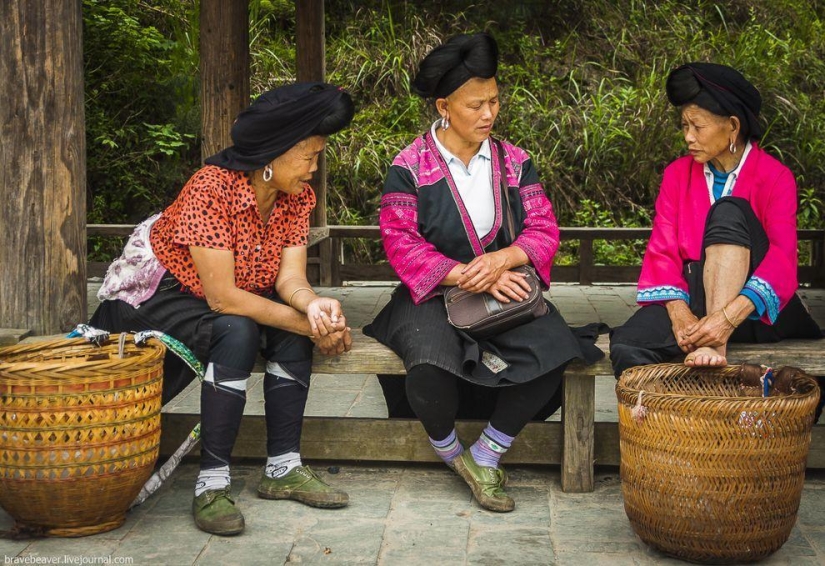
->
xmin=444 ymin=141 xmax=548 ymax=339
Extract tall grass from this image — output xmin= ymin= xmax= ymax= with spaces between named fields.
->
xmin=85 ymin=0 xmax=825 ymax=265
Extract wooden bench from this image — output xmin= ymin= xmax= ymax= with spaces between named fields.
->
xmin=48 ymin=224 xmax=825 ymax=493
xmin=155 ymin=329 xmax=825 ymax=494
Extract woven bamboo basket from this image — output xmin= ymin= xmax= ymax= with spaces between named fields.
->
xmin=0 ymin=336 xmax=164 ymax=537
xmin=616 ymin=363 xmax=819 ymax=564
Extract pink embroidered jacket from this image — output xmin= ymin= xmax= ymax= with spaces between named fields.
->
xmin=637 ymin=143 xmax=797 ymax=324
xmin=379 ymin=132 xmax=559 ymax=304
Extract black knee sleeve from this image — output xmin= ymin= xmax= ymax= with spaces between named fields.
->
xmin=263 ymin=361 xmax=311 ymax=456
xmin=200 ymin=368 xmax=249 ymax=469
xmin=209 ymin=315 xmax=261 ymax=372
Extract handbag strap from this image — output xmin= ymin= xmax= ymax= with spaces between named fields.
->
xmin=494 ymin=139 xmax=517 ymax=245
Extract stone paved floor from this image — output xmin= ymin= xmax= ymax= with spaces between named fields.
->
xmin=3 ymin=464 xmax=825 ymax=565
xmin=1 ymin=283 xmax=824 ymax=565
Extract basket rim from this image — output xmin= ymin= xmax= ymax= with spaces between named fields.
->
xmin=0 ymin=337 xmax=165 ymax=374
xmin=616 ymin=386 xmax=817 ymax=403
xmin=616 ymin=363 xmax=820 ymax=402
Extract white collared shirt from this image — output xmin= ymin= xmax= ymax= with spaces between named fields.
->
xmin=702 ymin=141 xmax=753 ymax=203
xmin=430 ymin=121 xmax=496 ymax=237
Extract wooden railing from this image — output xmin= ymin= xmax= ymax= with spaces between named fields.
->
xmin=87 ymin=224 xmax=825 ymax=287
xmin=326 ymin=225 xmax=825 ymax=287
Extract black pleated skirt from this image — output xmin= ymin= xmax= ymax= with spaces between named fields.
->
xmin=364 ymin=285 xmax=605 ymax=387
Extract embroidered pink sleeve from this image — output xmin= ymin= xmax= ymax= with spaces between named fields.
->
xmin=637 ymin=166 xmax=691 ymax=304
xmin=380 ymin=192 xmax=459 ymax=304
xmin=512 ymin=183 xmax=558 ymax=288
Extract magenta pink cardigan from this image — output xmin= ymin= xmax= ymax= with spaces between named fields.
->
xmin=637 ymin=143 xmax=797 ymax=324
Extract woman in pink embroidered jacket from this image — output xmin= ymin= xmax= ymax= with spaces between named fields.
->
xmin=364 ymin=32 xmax=603 ymax=513
xmin=610 ymin=63 xmax=822 ymax=379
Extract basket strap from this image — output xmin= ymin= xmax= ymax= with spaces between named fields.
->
xmin=134 ymin=330 xmax=205 ymax=381
xmin=66 ymin=323 xmax=110 ymax=346
xmin=760 ymin=366 xmax=775 ymax=397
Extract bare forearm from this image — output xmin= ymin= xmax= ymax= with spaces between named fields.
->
xmin=206 ymin=287 xmax=312 ymax=335
xmin=722 ymin=295 xmax=756 ymax=327
xmin=441 ymin=263 xmax=469 ymax=286
xmin=275 ymin=277 xmax=317 ymax=314
xmin=665 ymin=299 xmax=690 ymax=319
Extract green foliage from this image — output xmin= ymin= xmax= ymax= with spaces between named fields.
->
xmin=799 ymin=188 xmax=825 ymax=229
xmin=556 ymin=200 xmax=651 ymax=266
xmin=83 ymin=0 xmax=200 ymax=260
xmin=85 ymin=0 xmax=825 ymax=266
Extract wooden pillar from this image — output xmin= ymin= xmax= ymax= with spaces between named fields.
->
xmin=297 ymin=0 xmax=331 ymax=286
xmin=200 ymin=0 xmax=250 ymax=161
xmin=0 ymin=0 xmax=86 ymax=335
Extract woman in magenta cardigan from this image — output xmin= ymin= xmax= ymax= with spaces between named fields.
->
xmin=610 ymin=63 xmax=821 ymax=378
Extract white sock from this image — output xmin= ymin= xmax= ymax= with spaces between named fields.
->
xmin=265 ymin=452 xmax=302 ymax=478
xmin=195 ymin=465 xmax=230 ymax=496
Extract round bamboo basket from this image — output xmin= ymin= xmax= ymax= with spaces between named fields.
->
xmin=616 ymin=363 xmax=819 ymax=563
xmin=0 ymin=336 xmax=164 ymax=537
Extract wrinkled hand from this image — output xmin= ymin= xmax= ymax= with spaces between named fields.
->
xmin=668 ymin=301 xmax=701 ymax=353
xmin=457 ymin=251 xmax=509 ymax=293
xmin=312 ymin=327 xmax=353 ymax=356
xmin=682 ymin=310 xmax=735 ymax=350
xmin=487 ymin=270 xmax=532 ymax=303
xmin=306 ymin=297 xmax=347 ymax=338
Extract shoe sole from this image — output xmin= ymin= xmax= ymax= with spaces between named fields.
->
xmin=194 ymin=517 xmax=245 ymax=536
xmin=454 ymin=457 xmax=515 ymax=513
xmin=257 ymin=487 xmax=348 ymax=509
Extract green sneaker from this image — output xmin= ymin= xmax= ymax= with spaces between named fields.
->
xmin=453 ymin=451 xmax=515 ymax=513
xmin=192 ymin=488 xmax=245 ymax=536
xmin=257 ymin=465 xmax=349 ymax=509
xmin=446 ymin=446 xmax=507 ymax=485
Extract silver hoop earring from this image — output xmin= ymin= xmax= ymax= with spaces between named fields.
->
xmin=263 ymin=165 xmax=273 ymax=182
xmin=441 ymin=116 xmax=450 ymax=131
xmin=729 ymin=141 xmax=737 ymax=154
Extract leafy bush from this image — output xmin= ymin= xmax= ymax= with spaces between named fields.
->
xmin=84 ymin=0 xmax=825 ymax=266
xmin=83 ymin=0 xmax=200 ymax=259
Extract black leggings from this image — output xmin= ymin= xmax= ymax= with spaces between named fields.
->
xmin=197 ymin=315 xmax=314 ymax=469
xmin=405 ymin=363 xmax=563 ymax=440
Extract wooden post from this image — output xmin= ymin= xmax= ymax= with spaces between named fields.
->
xmin=297 ymin=0 xmax=331 ymax=285
xmin=561 ymin=372 xmax=596 ymax=492
xmin=578 ymin=238 xmax=595 ymax=285
xmin=0 ymin=0 xmax=86 ymax=335
xmin=200 ymin=0 xmax=250 ymax=161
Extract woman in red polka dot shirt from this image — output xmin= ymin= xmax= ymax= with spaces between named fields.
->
xmin=92 ymin=83 xmax=355 ymax=535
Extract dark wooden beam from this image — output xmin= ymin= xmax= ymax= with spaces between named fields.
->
xmin=200 ymin=0 xmax=250 ymax=162
xmin=296 ymin=0 xmax=331 ymax=285
xmin=1 ymin=0 xmax=86 ymax=334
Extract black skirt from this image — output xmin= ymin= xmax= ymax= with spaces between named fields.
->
xmin=364 ymin=285 xmax=605 ymax=387
xmin=90 ymin=273 xmax=230 ymax=403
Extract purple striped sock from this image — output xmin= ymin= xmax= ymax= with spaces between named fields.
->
xmin=429 ymin=429 xmax=463 ymax=464
xmin=470 ymin=423 xmax=514 ymax=468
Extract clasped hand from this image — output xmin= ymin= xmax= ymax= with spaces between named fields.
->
xmin=457 ymin=251 xmax=531 ymax=302
xmin=679 ymin=310 xmax=735 ymax=351
xmin=306 ymin=297 xmax=352 ymax=355
xmin=671 ymin=303 xmax=734 ymax=353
